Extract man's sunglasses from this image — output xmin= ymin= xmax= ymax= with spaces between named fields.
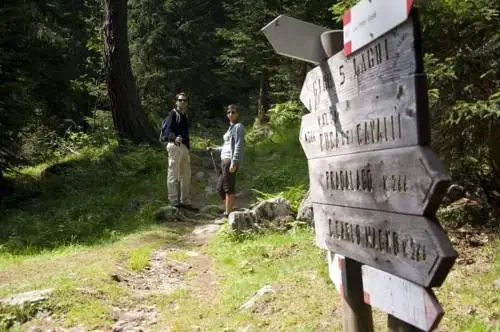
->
xmin=227 ymin=111 xmax=237 ymax=114
xmin=177 ymin=99 xmax=188 ymax=102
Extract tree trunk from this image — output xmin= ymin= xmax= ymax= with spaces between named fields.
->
xmin=103 ymin=0 xmax=156 ymax=144
xmin=255 ymin=69 xmax=270 ymax=125
xmin=489 ymin=119 xmax=500 ymax=191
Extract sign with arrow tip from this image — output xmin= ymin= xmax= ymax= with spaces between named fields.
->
xmin=314 ymin=203 xmax=457 ymax=287
xmin=261 ymin=15 xmax=342 ymax=64
xmin=308 ymin=146 xmax=450 ymax=216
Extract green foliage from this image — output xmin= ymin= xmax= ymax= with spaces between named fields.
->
xmin=0 ymin=0 xmax=104 ymax=175
xmin=238 ymin=102 xmax=309 ymax=210
xmin=218 ymin=224 xmax=257 ymax=243
xmin=330 ymin=0 xmax=500 ymax=192
xmin=437 ymin=201 xmax=490 ymax=229
xmin=253 ymin=184 xmax=307 ymax=212
xmin=129 ymin=0 xmax=222 ymax=119
xmin=0 ymin=301 xmax=52 ymax=330
xmin=0 ymin=142 xmax=167 ymax=253
xmin=448 ymin=91 xmax=500 ymax=125
xmin=267 ymin=101 xmax=304 ymax=129
xmin=329 ymin=0 xmax=358 ymax=22
xmin=128 ymin=244 xmax=155 ymax=271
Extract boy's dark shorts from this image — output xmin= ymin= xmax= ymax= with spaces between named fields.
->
xmin=217 ymin=159 xmax=237 ymax=199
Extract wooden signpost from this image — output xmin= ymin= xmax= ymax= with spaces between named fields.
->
xmin=261 ymin=15 xmax=342 ymax=64
xmin=316 ymin=204 xmax=456 ymax=287
xmin=328 ymin=253 xmax=444 ymax=331
xmin=300 ymin=16 xmax=426 ymax=110
xmin=307 ymin=146 xmax=449 ymax=216
xmin=262 ymin=1 xmax=457 ymax=331
xmin=362 ymin=265 xmax=444 ymax=331
xmin=299 ymin=76 xmax=429 ymax=158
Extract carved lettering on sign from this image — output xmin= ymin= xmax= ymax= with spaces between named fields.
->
xmin=322 ymin=166 xmax=408 ymax=194
xmin=324 ymin=166 xmax=374 ymax=192
xmin=299 ymin=76 xmax=428 ymax=159
xmin=327 ymin=218 xmax=428 ymax=263
xmin=310 ymin=70 xmax=335 ymax=112
xmin=313 ymin=113 xmax=403 ymax=153
xmin=330 ymin=18 xmax=419 ymax=102
xmin=313 ymin=204 xmax=458 ymax=287
xmin=308 ymin=146 xmax=450 ymax=215
xmin=351 ymin=39 xmax=389 ymax=78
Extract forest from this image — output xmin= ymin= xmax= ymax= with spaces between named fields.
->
xmin=0 ymin=0 xmax=499 ymax=331
xmin=1 ymin=0 xmax=499 ymax=187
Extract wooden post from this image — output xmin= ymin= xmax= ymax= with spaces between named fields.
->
xmin=341 ymin=258 xmax=374 ymax=332
xmin=388 ymin=315 xmax=425 ymax=332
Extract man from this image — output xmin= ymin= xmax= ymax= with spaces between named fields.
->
xmin=159 ymin=92 xmax=195 ymax=210
xmin=207 ymin=104 xmax=245 ymax=217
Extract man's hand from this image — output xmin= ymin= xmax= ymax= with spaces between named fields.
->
xmin=175 ymin=136 xmax=183 ymax=144
xmin=229 ymin=164 xmax=238 ymax=173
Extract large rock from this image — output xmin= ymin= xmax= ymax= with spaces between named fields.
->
xmin=297 ymin=190 xmax=314 ymax=226
xmin=443 ymin=184 xmax=465 ymax=204
xmin=0 ymin=289 xmax=54 ymax=306
xmin=154 ymin=206 xmax=183 ymax=222
xmin=239 ymin=285 xmax=276 ymax=311
xmin=252 ymin=197 xmax=293 ymax=221
xmin=437 ymin=197 xmax=488 ymax=228
xmin=228 ymin=210 xmax=258 ymax=232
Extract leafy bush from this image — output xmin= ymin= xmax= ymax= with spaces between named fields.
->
xmin=267 ymin=101 xmax=304 ymax=129
xmin=253 ymin=184 xmax=307 ymax=212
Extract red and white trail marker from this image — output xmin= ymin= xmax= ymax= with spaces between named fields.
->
xmin=327 ymin=251 xmax=345 ymax=296
xmin=343 ymin=0 xmax=413 ymax=56
xmin=362 ymin=265 xmax=444 ymax=331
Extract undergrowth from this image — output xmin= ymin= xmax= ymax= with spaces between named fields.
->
xmin=240 ymin=113 xmax=309 ymax=211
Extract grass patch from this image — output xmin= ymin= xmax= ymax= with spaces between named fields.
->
xmin=239 ymin=124 xmax=309 ymax=211
xmin=167 ymin=249 xmax=188 ymax=262
xmin=1 ymin=144 xmax=171 ymax=254
xmin=128 ymin=244 xmax=156 ymax=272
xmin=436 ymin=238 xmax=500 ymax=332
xmin=153 ymin=226 xmax=344 ymax=331
xmin=0 ymin=227 xmax=186 ymax=330
xmin=149 ymin=226 xmax=500 ymax=332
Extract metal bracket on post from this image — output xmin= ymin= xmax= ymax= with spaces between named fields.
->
xmin=320 ymin=30 xmax=344 ymax=59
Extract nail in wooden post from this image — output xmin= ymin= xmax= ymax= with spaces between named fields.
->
xmin=341 ymin=258 xmax=374 ymax=332
xmin=388 ymin=315 xmax=425 ymax=332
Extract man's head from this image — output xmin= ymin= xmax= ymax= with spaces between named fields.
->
xmin=227 ymin=104 xmax=239 ymax=123
xmin=175 ymin=92 xmax=188 ymax=112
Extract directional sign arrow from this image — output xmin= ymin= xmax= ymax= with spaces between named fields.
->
xmin=342 ymin=0 xmax=414 ymax=56
xmin=362 ymin=265 xmax=444 ymax=331
xmin=308 ymin=146 xmax=449 ymax=216
xmin=299 ymin=16 xmax=422 ymax=109
xmin=299 ymin=61 xmax=339 ymax=113
xmin=299 ymin=76 xmax=429 ymax=159
xmin=313 ymin=204 xmax=457 ymax=287
xmin=261 ymin=15 xmax=343 ymax=64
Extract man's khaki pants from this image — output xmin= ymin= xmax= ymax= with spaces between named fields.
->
xmin=166 ymin=142 xmax=191 ymax=205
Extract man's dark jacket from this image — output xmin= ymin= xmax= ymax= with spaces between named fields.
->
xmin=159 ymin=109 xmax=190 ymax=149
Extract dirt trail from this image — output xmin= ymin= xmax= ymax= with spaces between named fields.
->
xmin=108 ymin=220 xmax=223 ymax=332
xmin=17 ymin=150 xmax=244 ymax=332
xmin=107 ymin=152 xmax=232 ymax=332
